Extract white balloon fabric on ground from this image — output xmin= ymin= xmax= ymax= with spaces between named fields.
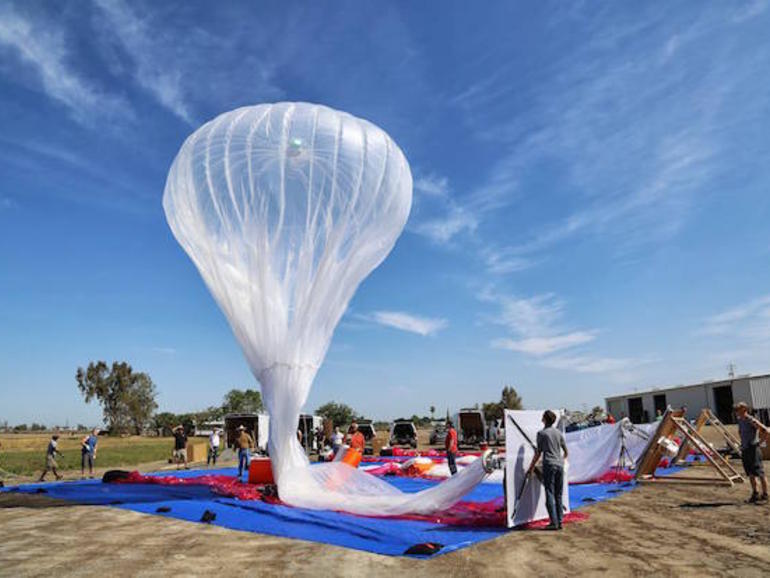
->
xmin=163 ymin=102 xmax=490 ymax=515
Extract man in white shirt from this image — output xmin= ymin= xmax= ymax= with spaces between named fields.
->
xmin=331 ymin=426 xmax=344 ymax=455
xmin=207 ymin=428 xmax=221 ymax=466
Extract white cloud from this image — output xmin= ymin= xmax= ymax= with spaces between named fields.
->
xmin=370 ymin=311 xmax=448 ymax=336
xmin=0 ymin=4 xmax=129 ymax=124
xmin=93 ymin=0 xmax=193 ymax=123
xmin=411 ymin=206 xmax=477 ymax=245
xmin=152 ymin=347 xmax=177 ymax=355
xmin=492 ymin=331 xmax=596 ymax=356
xmin=482 ymin=247 xmax=534 ymax=275
xmin=698 ymin=295 xmax=770 ymax=338
xmin=452 ymin=8 xmax=769 ymax=263
xmin=480 ymin=290 xmax=598 ymax=356
xmin=539 ymin=355 xmax=639 ymax=374
xmin=414 ymin=174 xmax=449 ymax=198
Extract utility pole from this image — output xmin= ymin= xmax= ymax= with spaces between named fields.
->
xmin=728 ymin=362 xmax=736 ymax=378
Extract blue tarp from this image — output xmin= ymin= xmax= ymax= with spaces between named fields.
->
xmin=1 ymin=467 xmax=641 ymax=557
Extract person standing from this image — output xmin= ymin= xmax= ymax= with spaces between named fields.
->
xmin=331 ymin=426 xmax=344 ymax=455
xmin=348 ymin=422 xmax=365 ymax=454
xmin=207 ymin=428 xmax=221 ymax=467
xmin=172 ymin=425 xmax=189 ymax=470
xmin=38 ymin=434 xmax=63 ymax=482
xmin=235 ymin=425 xmax=255 ymax=479
xmin=735 ymin=402 xmax=769 ymax=503
xmin=528 ymin=410 xmax=568 ymax=530
xmin=80 ymin=428 xmax=99 ymax=479
xmin=445 ymin=419 xmax=458 ymax=475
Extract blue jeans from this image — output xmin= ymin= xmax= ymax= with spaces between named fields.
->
xmin=543 ymin=463 xmax=564 ymax=527
xmin=238 ymin=448 xmax=251 ymax=477
xmin=447 ymin=451 xmax=457 ymax=475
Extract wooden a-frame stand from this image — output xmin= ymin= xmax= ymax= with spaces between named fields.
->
xmin=672 ymin=408 xmax=741 ymax=465
xmin=635 ymin=409 xmax=743 ymax=486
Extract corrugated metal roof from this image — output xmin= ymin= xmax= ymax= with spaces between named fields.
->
xmin=605 ymin=373 xmax=770 ymax=401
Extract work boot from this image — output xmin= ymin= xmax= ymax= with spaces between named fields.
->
xmin=746 ymin=492 xmax=759 ymax=504
xmin=760 ymin=493 xmax=769 ymax=503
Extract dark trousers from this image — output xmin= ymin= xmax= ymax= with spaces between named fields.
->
xmin=447 ymin=451 xmax=457 ymax=475
xmin=81 ymin=451 xmax=93 ymax=473
xmin=207 ymin=446 xmax=219 ymax=465
xmin=543 ymin=463 xmax=564 ymax=527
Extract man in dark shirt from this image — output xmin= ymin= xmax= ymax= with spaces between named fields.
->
xmin=735 ymin=402 xmax=768 ymax=503
xmin=528 ymin=410 xmax=568 ymax=530
xmin=172 ymin=425 xmax=188 ymax=470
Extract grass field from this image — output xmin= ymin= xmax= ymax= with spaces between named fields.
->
xmin=0 ymin=433 xmax=174 ymax=477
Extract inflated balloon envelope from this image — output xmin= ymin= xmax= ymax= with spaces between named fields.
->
xmin=163 ymin=102 xmax=491 ymax=516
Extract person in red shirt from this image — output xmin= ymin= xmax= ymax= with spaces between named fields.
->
xmin=445 ymin=419 xmax=458 ymax=475
xmin=605 ymin=413 xmax=616 ymax=424
xmin=348 ymin=422 xmax=366 ymax=453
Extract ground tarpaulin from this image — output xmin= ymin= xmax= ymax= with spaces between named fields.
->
xmin=0 ymin=464 xmax=648 ymax=557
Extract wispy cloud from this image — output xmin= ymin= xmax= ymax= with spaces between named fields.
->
xmin=451 ymin=7 xmax=769 ymax=265
xmin=539 ymin=355 xmax=641 ymax=374
xmin=0 ymin=4 xmax=130 ymax=125
xmin=479 ymin=290 xmax=597 ymax=356
xmin=93 ymin=0 xmax=193 ymax=123
xmin=411 ymin=206 xmax=478 ymax=245
xmin=698 ymin=295 xmax=770 ymax=338
xmin=152 ymin=347 xmax=177 ymax=355
xmin=492 ymin=332 xmax=596 ymax=356
xmin=481 ymin=247 xmax=535 ymax=275
xmin=414 ymin=173 xmax=449 ymax=198
xmin=369 ymin=311 xmax=448 ymax=336
xmin=0 ymin=196 xmax=17 ymax=210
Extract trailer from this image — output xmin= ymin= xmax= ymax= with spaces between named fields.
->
xmin=455 ymin=409 xmax=487 ymax=447
xmin=224 ymin=413 xmax=270 ymax=453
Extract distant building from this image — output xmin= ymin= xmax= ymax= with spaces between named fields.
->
xmin=605 ymin=373 xmax=770 ymax=425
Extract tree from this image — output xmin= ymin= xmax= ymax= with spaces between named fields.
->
xmin=123 ymin=373 xmax=158 ymax=434
xmin=222 ymin=388 xmax=263 ymax=414
xmin=482 ymin=401 xmax=503 ymax=422
xmin=316 ymin=402 xmax=356 ymax=427
xmin=501 ymin=385 xmax=523 ymax=411
xmin=76 ymin=361 xmax=158 ymax=434
xmin=430 ymin=405 xmax=436 ymax=420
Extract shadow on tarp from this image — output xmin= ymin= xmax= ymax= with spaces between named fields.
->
xmin=0 ymin=467 xmax=639 ymax=558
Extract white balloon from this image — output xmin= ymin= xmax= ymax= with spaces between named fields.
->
xmin=164 ymin=102 xmax=489 ymax=515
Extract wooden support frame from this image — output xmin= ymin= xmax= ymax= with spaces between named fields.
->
xmin=634 ymin=408 xmax=743 ymax=486
xmin=673 ymin=408 xmax=741 ymax=465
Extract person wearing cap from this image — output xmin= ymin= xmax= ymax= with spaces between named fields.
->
xmin=207 ymin=428 xmax=221 ymax=467
xmin=235 ymin=425 xmax=255 ymax=478
xmin=80 ymin=428 xmax=99 ymax=479
xmin=445 ymin=419 xmax=458 ymax=475
xmin=735 ymin=402 xmax=769 ymax=504
xmin=172 ymin=425 xmax=188 ymax=470
xmin=347 ymin=422 xmax=365 ymax=454
xmin=38 ymin=434 xmax=63 ymax=482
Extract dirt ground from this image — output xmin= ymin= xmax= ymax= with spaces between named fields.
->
xmin=1 ymin=425 xmax=768 ymax=577
xmin=1 ymin=462 xmax=768 ymax=577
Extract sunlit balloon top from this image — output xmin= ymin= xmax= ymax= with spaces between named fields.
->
xmin=163 ymin=103 xmax=412 ymax=379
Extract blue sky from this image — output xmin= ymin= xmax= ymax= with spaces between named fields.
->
xmin=2 ymin=1 xmax=770 ymax=426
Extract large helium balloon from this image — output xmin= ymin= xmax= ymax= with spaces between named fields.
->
xmin=164 ymin=102 xmax=490 ymax=515
xmin=163 ymin=102 xmax=411 ymax=482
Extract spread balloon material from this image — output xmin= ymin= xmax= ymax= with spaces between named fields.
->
xmin=163 ymin=103 xmax=490 ymax=515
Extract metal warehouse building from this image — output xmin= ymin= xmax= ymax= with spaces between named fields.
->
xmin=605 ymin=373 xmax=770 ymax=425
